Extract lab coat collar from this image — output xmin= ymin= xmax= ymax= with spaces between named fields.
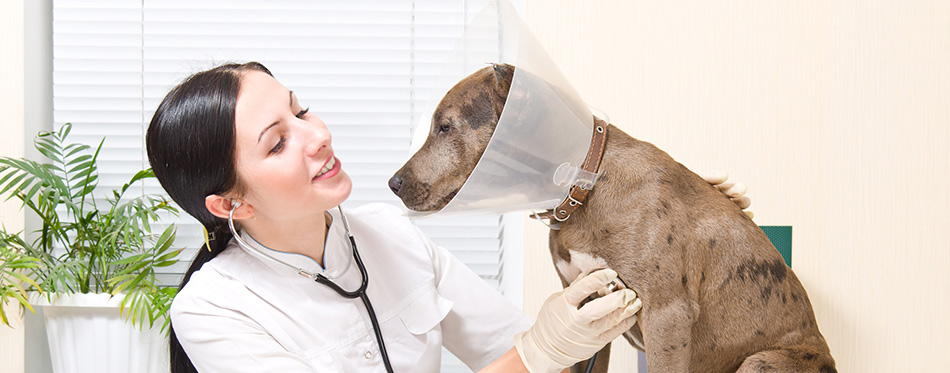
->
xmin=232 ymin=208 xmax=354 ymax=279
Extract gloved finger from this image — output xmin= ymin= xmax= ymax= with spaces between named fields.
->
xmin=731 ymin=195 xmax=752 ymax=209
xmin=588 ymin=296 xmax=641 ymax=333
xmin=596 ymin=284 xmax=617 ymax=297
xmin=720 ymin=182 xmax=747 ymax=198
xmin=542 ymin=292 xmax=561 ymax=306
xmin=597 ymin=305 xmax=640 ymax=342
xmin=575 ymin=288 xmax=637 ymax=323
xmin=711 ymin=181 xmax=745 ymax=198
xmin=700 ymin=170 xmax=729 ymax=186
xmin=571 ymin=272 xmax=585 ymax=283
xmin=564 ymin=269 xmax=618 ymax=306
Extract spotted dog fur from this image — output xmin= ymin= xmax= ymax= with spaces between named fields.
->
xmin=389 ymin=64 xmax=836 ymax=373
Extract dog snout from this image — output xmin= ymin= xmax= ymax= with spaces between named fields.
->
xmin=388 ymin=174 xmax=404 ymax=195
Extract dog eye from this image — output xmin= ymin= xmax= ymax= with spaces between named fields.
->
xmin=439 ymin=123 xmax=451 ymax=133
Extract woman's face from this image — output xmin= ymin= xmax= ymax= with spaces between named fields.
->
xmin=231 ymin=71 xmax=352 ymax=223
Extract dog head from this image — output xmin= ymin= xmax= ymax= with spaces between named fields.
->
xmin=388 ymin=63 xmax=514 ymax=212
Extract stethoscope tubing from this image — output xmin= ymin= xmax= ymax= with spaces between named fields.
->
xmin=228 ymin=205 xmax=395 ymax=373
xmin=313 ymin=235 xmax=367 ymax=298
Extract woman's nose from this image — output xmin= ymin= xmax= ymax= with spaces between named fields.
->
xmin=302 ymin=125 xmax=330 ymax=156
xmin=304 ymin=135 xmax=326 ymax=156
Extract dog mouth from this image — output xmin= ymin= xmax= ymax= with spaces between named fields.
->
xmin=435 ymin=190 xmax=457 ymax=210
xmin=391 ymin=178 xmax=459 ymax=212
xmin=405 ymin=189 xmax=457 ymax=212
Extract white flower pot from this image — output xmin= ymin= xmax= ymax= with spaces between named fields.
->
xmin=30 ymin=293 xmax=169 ymax=373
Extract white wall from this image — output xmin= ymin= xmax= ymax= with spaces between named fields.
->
xmin=522 ymin=1 xmax=950 ymax=372
xmin=0 ymin=0 xmax=27 ymax=371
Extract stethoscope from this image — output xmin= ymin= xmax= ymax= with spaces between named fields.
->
xmin=228 ymin=202 xmax=395 ymax=373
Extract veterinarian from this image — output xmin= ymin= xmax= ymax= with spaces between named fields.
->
xmin=147 ymin=62 xmax=748 ymax=373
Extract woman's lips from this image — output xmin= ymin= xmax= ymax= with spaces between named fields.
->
xmin=313 ymin=157 xmax=341 ymax=181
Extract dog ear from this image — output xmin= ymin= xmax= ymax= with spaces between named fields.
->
xmin=492 ymin=63 xmax=515 ymax=99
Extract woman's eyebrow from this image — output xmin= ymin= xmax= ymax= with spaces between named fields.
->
xmin=257 ymin=122 xmax=280 ymax=144
xmin=257 ymin=91 xmax=296 ymax=144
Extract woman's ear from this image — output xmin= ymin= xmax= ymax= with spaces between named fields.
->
xmin=205 ymin=195 xmax=253 ymax=220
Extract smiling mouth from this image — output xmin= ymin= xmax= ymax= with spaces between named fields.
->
xmin=315 ymin=157 xmax=337 ymax=178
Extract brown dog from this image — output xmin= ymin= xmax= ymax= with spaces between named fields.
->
xmin=389 ymin=64 xmax=836 ymax=373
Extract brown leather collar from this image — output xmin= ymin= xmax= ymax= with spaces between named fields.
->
xmin=533 ymin=115 xmax=608 ymax=224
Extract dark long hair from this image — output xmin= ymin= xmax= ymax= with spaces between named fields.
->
xmin=146 ymin=61 xmax=272 ymax=373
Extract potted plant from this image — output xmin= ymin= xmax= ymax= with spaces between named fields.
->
xmin=0 ymin=123 xmax=182 ymax=372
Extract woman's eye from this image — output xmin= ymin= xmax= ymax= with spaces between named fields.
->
xmin=296 ymin=107 xmax=310 ymax=119
xmin=270 ymin=137 xmax=286 ymax=154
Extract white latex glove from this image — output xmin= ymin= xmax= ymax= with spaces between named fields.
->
xmin=701 ymin=170 xmax=754 ymax=219
xmin=514 ymin=269 xmax=641 ymax=373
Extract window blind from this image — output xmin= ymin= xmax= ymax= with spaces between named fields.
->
xmin=53 ymin=1 xmax=521 ymax=371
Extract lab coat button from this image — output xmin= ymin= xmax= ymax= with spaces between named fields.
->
xmin=364 ymin=351 xmax=373 ymax=359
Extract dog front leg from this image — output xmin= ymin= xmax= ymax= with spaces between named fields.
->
xmin=641 ymin=297 xmax=695 ymax=372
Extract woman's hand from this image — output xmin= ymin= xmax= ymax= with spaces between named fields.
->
xmin=701 ymin=170 xmax=754 ymax=219
xmin=513 ymin=269 xmax=641 ymax=373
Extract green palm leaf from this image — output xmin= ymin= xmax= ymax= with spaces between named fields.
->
xmin=0 ymin=231 xmax=43 ymax=327
xmin=1 ymin=123 xmax=181 ymax=332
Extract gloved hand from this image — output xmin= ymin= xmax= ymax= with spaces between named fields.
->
xmin=514 ymin=269 xmax=641 ymax=373
xmin=701 ymin=170 xmax=754 ymax=219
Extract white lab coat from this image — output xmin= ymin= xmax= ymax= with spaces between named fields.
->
xmin=171 ymin=203 xmax=533 ymax=372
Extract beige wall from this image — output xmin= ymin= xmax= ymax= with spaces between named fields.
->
xmin=522 ymin=1 xmax=950 ymax=372
xmin=0 ymin=0 xmax=27 ymax=371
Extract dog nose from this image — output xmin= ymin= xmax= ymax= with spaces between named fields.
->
xmin=388 ymin=175 xmax=403 ymax=195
